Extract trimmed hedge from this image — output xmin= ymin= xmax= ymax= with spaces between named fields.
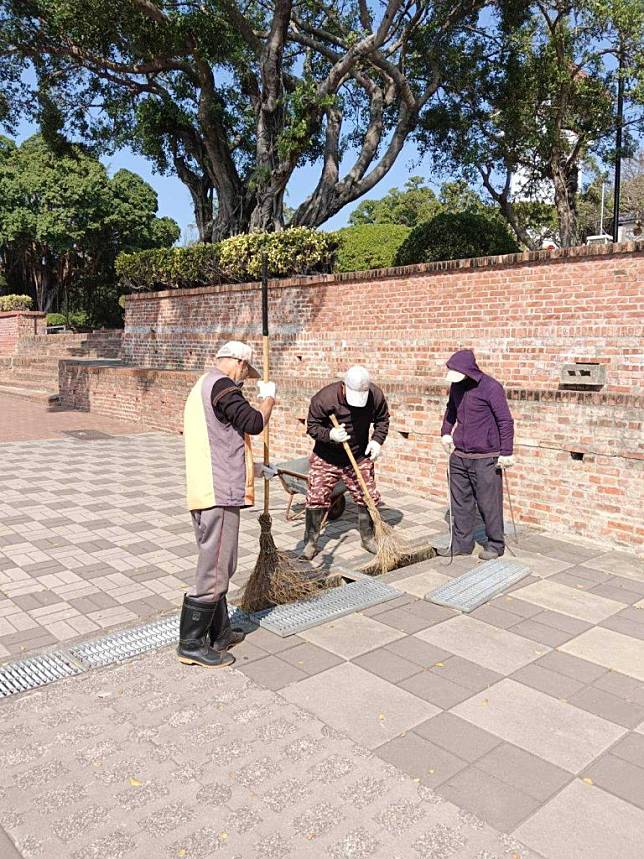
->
xmin=0 ymin=294 xmax=32 ymax=311
xmin=394 ymin=212 xmax=519 ymax=266
xmin=47 ymin=311 xmax=88 ymax=328
xmin=116 ymin=228 xmax=338 ymax=290
xmin=334 ymin=224 xmax=411 ymax=272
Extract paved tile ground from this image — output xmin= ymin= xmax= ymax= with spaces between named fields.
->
xmin=2 ymin=403 xmax=644 ymax=856
xmin=0 ymin=392 xmax=147 ymax=442
xmin=0 ymin=424 xmax=441 ymax=661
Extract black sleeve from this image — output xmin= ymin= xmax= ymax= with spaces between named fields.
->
xmin=211 ymin=379 xmax=264 ymax=436
xmin=306 ymin=393 xmax=332 ymax=444
xmin=371 ymin=392 xmax=390 ymax=444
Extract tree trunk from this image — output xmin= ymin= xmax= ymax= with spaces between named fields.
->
xmin=552 ymin=161 xmax=579 ymax=247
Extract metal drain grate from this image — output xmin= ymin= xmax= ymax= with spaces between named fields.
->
xmin=428 ymin=558 xmax=530 ymax=612
xmin=0 ymin=652 xmax=83 ymax=698
xmin=70 ymin=614 xmax=180 ymax=668
xmin=251 ymin=579 xmax=400 ymax=637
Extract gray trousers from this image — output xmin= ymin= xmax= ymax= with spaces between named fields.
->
xmin=188 ymin=506 xmax=241 ymax=603
xmin=449 ymin=454 xmax=504 ymax=555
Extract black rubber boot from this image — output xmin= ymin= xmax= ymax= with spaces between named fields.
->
xmin=177 ymin=595 xmax=235 ymax=668
xmin=358 ymin=508 xmax=377 ymax=554
xmin=209 ymin=595 xmax=246 ymax=651
xmin=301 ymin=508 xmax=324 ymax=560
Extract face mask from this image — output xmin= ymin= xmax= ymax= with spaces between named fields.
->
xmin=445 ymin=370 xmax=466 ymax=384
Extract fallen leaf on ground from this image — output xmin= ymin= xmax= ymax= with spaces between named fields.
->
xmin=129 ymin=777 xmax=143 ymax=787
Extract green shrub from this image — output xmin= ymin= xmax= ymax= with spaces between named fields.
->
xmin=115 ymin=244 xmax=221 ymax=291
xmin=334 ymin=224 xmax=411 ymax=272
xmin=0 ymin=294 xmax=32 ymax=311
xmin=115 ymin=228 xmax=337 ymax=290
xmin=217 ymin=227 xmax=337 ymax=280
xmin=46 ymin=311 xmax=88 ymax=328
xmin=394 ymin=212 xmax=520 ymax=266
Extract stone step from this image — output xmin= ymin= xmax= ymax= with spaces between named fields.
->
xmin=0 ymin=383 xmax=59 ymax=403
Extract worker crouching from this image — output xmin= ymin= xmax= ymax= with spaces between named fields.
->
xmin=302 ymin=366 xmax=390 ymax=560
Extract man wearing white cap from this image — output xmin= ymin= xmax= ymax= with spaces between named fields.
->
xmin=179 ymin=341 xmax=276 ymax=668
xmin=302 ymin=366 xmax=390 ymax=559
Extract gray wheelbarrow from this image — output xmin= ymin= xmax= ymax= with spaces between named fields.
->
xmin=276 ymin=456 xmax=347 ymax=524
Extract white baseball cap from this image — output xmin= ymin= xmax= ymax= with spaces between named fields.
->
xmin=215 ymin=341 xmax=260 ymax=379
xmin=344 ymin=365 xmax=371 ymax=407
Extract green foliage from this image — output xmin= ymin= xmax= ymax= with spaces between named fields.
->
xmin=217 ymin=228 xmax=337 ymax=281
xmin=349 ymin=178 xmax=441 ymax=228
xmin=0 ymin=134 xmax=179 ymax=319
xmin=0 ymin=293 xmax=32 ymax=311
xmin=334 ymin=224 xmax=411 ymax=272
xmin=46 ymin=310 xmax=88 ymax=328
xmin=394 ymin=212 xmax=520 ymax=266
xmin=116 ymin=228 xmax=337 ymax=290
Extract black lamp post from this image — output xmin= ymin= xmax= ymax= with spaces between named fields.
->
xmin=612 ymin=44 xmax=625 ymax=243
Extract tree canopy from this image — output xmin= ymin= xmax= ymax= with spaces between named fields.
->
xmin=0 ymin=134 xmax=179 ymax=315
xmin=1 ymin=0 xmax=487 ymax=240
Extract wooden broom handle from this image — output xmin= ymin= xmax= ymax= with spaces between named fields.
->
xmin=262 ymin=336 xmax=270 ymax=515
xmin=329 ymin=413 xmax=379 ymax=518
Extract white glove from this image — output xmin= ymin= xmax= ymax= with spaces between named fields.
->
xmin=441 ymin=434 xmax=454 ymax=454
xmin=365 ymin=440 xmax=382 ymax=461
xmin=254 ymin=462 xmax=278 ymax=479
xmin=330 ymin=424 xmax=350 ymax=444
xmin=257 ymin=380 xmax=276 ymax=400
xmin=498 ymin=455 xmax=514 ymax=469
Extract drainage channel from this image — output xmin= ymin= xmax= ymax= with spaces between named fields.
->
xmin=0 ymin=578 xmax=401 ymax=698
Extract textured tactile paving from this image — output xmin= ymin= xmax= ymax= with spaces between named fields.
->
xmin=428 ymin=559 xmax=530 ymax=612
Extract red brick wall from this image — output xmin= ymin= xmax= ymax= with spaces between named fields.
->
xmin=66 ymin=365 xmax=643 ymax=551
xmin=61 ymin=242 xmax=644 ymax=550
xmin=0 ymin=312 xmax=47 ymax=355
xmin=123 ymin=242 xmax=644 ymax=395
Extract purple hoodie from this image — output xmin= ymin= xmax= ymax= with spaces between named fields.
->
xmin=440 ymin=350 xmax=514 ymax=456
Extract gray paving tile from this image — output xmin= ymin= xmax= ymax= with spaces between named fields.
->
xmin=515 ymin=779 xmax=644 ymax=859
xmin=474 ymin=742 xmax=572 ymax=801
xmin=352 ymin=647 xmax=422 ymax=684
xmin=374 ymin=732 xmax=467 ymax=788
xmin=412 ymin=712 xmax=502 ymax=762
xmin=511 ymin=662 xmax=585 ymax=701
xmin=404 ymin=600 xmax=457 ymax=625
xmin=593 ymin=671 xmax=644 ymax=704
xmin=511 ymin=618 xmax=577 ymax=647
xmin=534 ymin=650 xmax=608 ymax=684
xmin=236 ymin=655 xmax=308 ymax=690
xmin=244 ymin=627 xmax=301 ymax=654
xmin=429 ymin=655 xmax=503 ymax=693
xmin=279 ymin=642 xmax=344 ymax=676
xmin=376 ymin=607 xmax=438 ymax=634
xmin=528 ymin=609 xmax=592 ymax=636
xmin=438 ymin=765 xmax=542 ymax=832
xmin=583 ymin=754 xmax=644 ymax=810
xmin=384 ymin=636 xmax=452 ymax=668
xmin=487 ymin=596 xmax=542 ymax=619
xmin=590 ymin=583 xmax=642 ymax=605
xmin=600 ymin=615 xmax=644 ymax=641
xmin=568 ymin=686 xmax=644 ymax=729
xmin=608 ymin=733 xmax=644 ymax=768
xmin=469 ymin=604 xmax=521 ymax=629
xmin=399 ymin=672 xmax=473 ymax=709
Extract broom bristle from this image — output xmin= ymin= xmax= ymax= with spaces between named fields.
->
xmin=240 ymin=513 xmax=330 ymax=613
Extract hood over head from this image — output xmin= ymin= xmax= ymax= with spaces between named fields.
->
xmin=446 ymin=349 xmax=483 ymax=382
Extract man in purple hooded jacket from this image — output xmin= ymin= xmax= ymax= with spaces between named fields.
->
xmin=439 ymin=349 xmax=514 ymax=560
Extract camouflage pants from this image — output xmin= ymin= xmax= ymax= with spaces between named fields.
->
xmin=305 ymin=453 xmax=381 ymax=508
